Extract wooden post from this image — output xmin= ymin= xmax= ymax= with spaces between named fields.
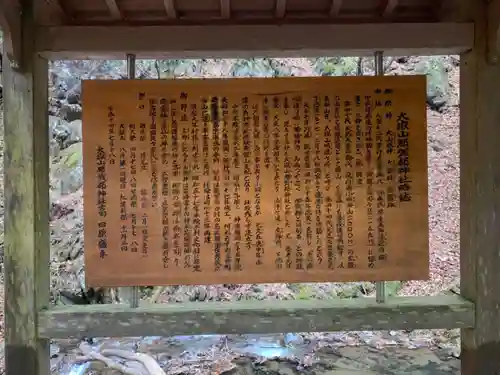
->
xmin=460 ymin=0 xmax=500 ymax=373
xmin=3 ymin=1 xmax=51 ymax=374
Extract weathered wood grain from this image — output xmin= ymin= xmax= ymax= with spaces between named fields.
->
xmin=3 ymin=2 xmax=51 ymax=374
xmin=460 ymin=0 xmax=500 ymax=373
xmin=34 ymin=23 xmax=473 ymax=60
xmin=38 ymin=296 xmax=474 ymax=339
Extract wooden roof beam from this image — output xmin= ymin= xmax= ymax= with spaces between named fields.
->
xmin=275 ymin=0 xmax=287 ymax=18
xmin=0 ymin=0 xmax=22 ymax=66
xmin=220 ymin=0 xmax=231 ymax=18
xmin=35 ymin=23 xmax=474 ymax=60
xmin=163 ymin=0 xmax=177 ymax=18
xmin=104 ymin=0 xmax=123 ymax=20
xmin=49 ymin=0 xmax=72 ymax=21
xmin=329 ymin=0 xmax=343 ymax=17
xmin=381 ymin=0 xmax=399 ymax=17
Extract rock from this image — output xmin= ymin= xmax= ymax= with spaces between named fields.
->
xmin=67 ymin=120 xmax=83 ymax=143
xmin=50 ymin=116 xmax=82 ymax=150
xmin=59 ymin=103 xmax=82 ymax=122
xmin=50 ymin=201 xmax=75 ymax=221
xmin=55 ymin=90 xmax=66 ymax=100
xmin=51 ymin=142 xmax=84 ymax=196
xmin=414 ymin=57 xmax=450 ymax=112
xmin=49 ymin=138 xmax=60 ymax=159
xmin=449 ymin=55 xmax=460 ymax=67
xmin=66 ymin=91 xmax=80 ymax=105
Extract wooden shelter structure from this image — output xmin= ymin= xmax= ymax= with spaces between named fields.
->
xmin=0 ymin=0 xmax=497 ymax=373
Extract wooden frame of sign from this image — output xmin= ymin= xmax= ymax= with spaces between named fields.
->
xmin=5 ymin=0 xmax=500 ymax=374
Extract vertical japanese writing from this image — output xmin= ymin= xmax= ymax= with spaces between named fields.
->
xmin=141 ymin=212 xmax=149 ymax=257
xmin=282 ymin=96 xmax=292 ymax=269
xmin=117 ymin=104 xmax=128 ymax=253
xmin=221 ymin=97 xmax=232 ymax=271
xmin=293 ymin=95 xmax=304 ymax=270
xmin=139 ymin=100 xmax=151 ymax=258
xmin=119 ymin=145 xmax=128 ymax=252
xmin=129 ymin=122 xmax=138 ymax=253
xmin=181 ymin=93 xmax=191 ymax=269
xmin=139 ymin=121 xmax=149 ymax=217
xmin=213 ymin=97 xmax=222 ymax=272
xmin=202 ymin=99 xmax=212 ymax=246
xmin=96 ymin=146 xmax=108 ymax=259
xmin=397 ymin=112 xmax=412 ymax=202
xmin=172 ymin=98 xmax=180 ymax=178
xmin=333 ymin=95 xmax=342 ymax=269
xmin=160 ymin=98 xmax=170 ymax=268
xmin=253 ymin=100 xmax=264 ymax=266
xmin=263 ymin=97 xmax=271 ymax=169
xmin=344 ymin=98 xmax=356 ymax=269
xmin=385 ymin=128 xmax=397 ymax=208
xmin=172 ymin=182 xmax=181 ymax=268
xmin=85 ymin=79 xmax=428 ymax=286
xmin=171 ymin=99 xmax=181 ymax=267
xmin=231 ymin=100 xmax=242 ymax=270
xmin=375 ymin=99 xmax=387 ymax=263
xmin=313 ymin=96 xmax=323 ymax=266
xmin=192 ymin=100 xmax=201 ymax=272
xmin=365 ymin=95 xmax=375 ymax=268
xmin=108 ymin=106 xmax=116 ymax=165
xmin=276 ymin=96 xmax=288 ymax=269
xmin=383 ymin=90 xmax=397 ymax=209
xmin=355 ymin=96 xmax=364 ymax=186
xmin=242 ymin=96 xmax=253 ymax=260
xmin=273 ymin=97 xmax=281 ymax=195
xmin=150 ymin=98 xmax=158 ymax=208
xmin=303 ymin=99 xmax=313 ymax=269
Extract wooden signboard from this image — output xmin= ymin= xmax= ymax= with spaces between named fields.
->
xmin=82 ymin=76 xmax=429 ymax=287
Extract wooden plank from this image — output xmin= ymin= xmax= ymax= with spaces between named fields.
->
xmin=460 ymin=0 xmax=500 ymax=373
xmin=3 ymin=1 xmax=50 ymax=374
xmin=38 ymin=295 xmax=474 ymax=339
xmin=82 ymin=76 xmax=429 ymax=287
xmin=34 ymin=22 xmax=474 ymax=59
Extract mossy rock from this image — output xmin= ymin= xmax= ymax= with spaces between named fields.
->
xmin=58 ymin=142 xmax=83 ymax=169
xmin=51 ymin=142 xmax=84 ymax=195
